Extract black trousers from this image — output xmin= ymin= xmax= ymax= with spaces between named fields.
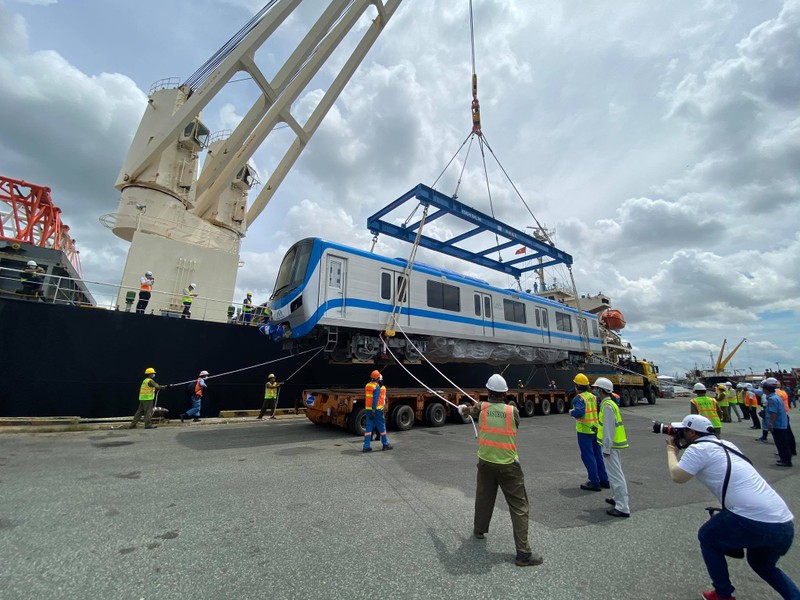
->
xmin=773 ymin=428 xmax=793 ymax=465
xmin=136 ymin=291 xmax=151 ymax=314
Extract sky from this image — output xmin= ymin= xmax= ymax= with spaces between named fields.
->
xmin=0 ymin=0 xmax=798 ymax=379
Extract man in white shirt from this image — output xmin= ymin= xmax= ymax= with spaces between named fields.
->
xmin=666 ymin=414 xmax=798 ymax=600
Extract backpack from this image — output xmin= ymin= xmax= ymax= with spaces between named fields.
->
xmin=186 ymin=381 xmax=196 ymax=397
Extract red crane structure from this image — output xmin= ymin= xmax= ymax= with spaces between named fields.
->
xmin=0 ymin=175 xmax=82 ymax=277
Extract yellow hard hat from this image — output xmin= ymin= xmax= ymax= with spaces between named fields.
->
xmin=144 ymin=367 xmax=156 ymax=375
xmin=246 ymin=291 xmax=252 ymax=296
xmin=573 ymin=373 xmax=589 ymax=386
xmin=268 ymin=373 xmax=275 ymax=379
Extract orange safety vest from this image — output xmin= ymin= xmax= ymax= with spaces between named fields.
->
xmin=477 ymin=401 xmax=518 ymax=464
xmin=140 ymin=278 xmax=152 ymax=292
xmin=575 ymin=391 xmax=599 ymax=434
xmin=194 ymin=379 xmax=204 ymax=398
xmin=365 ymin=382 xmax=385 ymax=410
xmin=743 ymin=391 xmax=759 ymax=407
xmin=777 ymin=389 xmax=790 ymax=412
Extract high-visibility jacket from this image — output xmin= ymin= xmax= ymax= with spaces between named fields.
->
xmin=243 ymin=297 xmax=253 ymax=313
xmin=139 ymin=377 xmax=155 ymax=401
xmin=477 ymin=401 xmax=518 ymax=464
xmin=575 ymin=391 xmax=599 ymax=434
xmin=182 ymin=289 xmax=193 ymax=305
xmin=264 ymin=381 xmax=279 ymax=399
xmin=365 ymin=382 xmax=386 ymax=410
xmin=716 ymin=391 xmax=729 ymax=407
xmin=139 ymin=277 xmax=152 ymax=292
xmin=743 ymin=391 xmax=759 ymax=407
xmin=194 ymin=379 xmax=205 ymax=398
xmin=727 ymin=389 xmax=738 ymax=404
xmin=691 ymin=395 xmax=722 ymax=429
xmin=597 ymin=397 xmax=629 ymax=449
xmin=777 ymin=389 xmax=790 ymax=412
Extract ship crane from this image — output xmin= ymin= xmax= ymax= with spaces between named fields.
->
xmin=714 ymin=338 xmax=746 ymax=375
xmin=102 ymin=0 xmax=403 ymax=321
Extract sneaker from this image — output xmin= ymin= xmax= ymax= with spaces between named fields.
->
xmin=775 ymin=461 xmax=792 ymax=467
xmin=600 ymin=481 xmax=611 ymax=489
xmin=382 ymin=444 xmax=393 ymax=451
xmin=701 ymin=590 xmax=736 ymax=600
xmin=606 ymin=508 xmax=630 ymax=518
xmin=473 ymin=531 xmax=485 ymax=539
xmin=256 ymin=416 xmax=263 ymax=420
xmin=605 ymin=498 xmax=615 ymax=506
xmin=144 ymin=425 xmax=157 ymax=429
xmin=362 ymin=447 xmax=372 ymax=453
xmin=580 ymin=483 xmax=602 ymax=492
xmin=749 ymin=426 xmax=760 ymax=429
xmin=755 ymin=438 xmax=769 ymax=443
xmin=514 ymin=552 xmax=543 ymax=567
xmin=192 ymin=418 xmax=200 ymax=422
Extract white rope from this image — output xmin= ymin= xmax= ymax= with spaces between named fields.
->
xmin=382 ymin=341 xmax=478 ymax=438
xmin=168 ymin=345 xmax=325 ymax=387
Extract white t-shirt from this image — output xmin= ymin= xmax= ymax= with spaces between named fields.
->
xmin=678 ymin=437 xmax=793 ymax=523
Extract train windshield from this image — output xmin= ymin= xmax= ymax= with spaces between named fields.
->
xmin=272 ymin=240 xmax=313 ymax=301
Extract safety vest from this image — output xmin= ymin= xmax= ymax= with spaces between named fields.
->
xmin=744 ymin=391 xmax=759 ymax=407
xmin=716 ymin=390 xmax=729 ymax=407
xmin=477 ymin=401 xmax=518 ymax=464
xmin=139 ymin=377 xmax=155 ymax=401
xmin=264 ymin=381 xmax=279 ymax=399
xmin=777 ymin=389 xmax=790 ymax=412
xmin=365 ymin=382 xmax=386 ymax=410
xmin=194 ymin=379 xmax=204 ymax=398
xmin=691 ymin=395 xmax=722 ymax=428
xmin=182 ymin=289 xmax=193 ymax=305
xmin=575 ymin=391 xmax=599 ymax=434
xmin=596 ymin=397 xmax=629 ymax=449
xmin=140 ymin=278 xmax=152 ymax=292
xmin=727 ymin=389 xmax=738 ymax=404
xmin=243 ymin=298 xmax=253 ymax=313
xmin=20 ymin=268 xmax=35 ymax=283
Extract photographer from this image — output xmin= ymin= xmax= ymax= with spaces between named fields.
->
xmin=665 ymin=414 xmax=799 ymax=600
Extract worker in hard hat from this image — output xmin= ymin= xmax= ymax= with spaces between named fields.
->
xmin=726 ymin=381 xmax=743 ymax=422
xmin=19 ymin=260 xmax=44 ymax=299
xmin=690 ymin=383 xmax=722 ymax=437
xmin=592 ymin=377 xmax=630 ymax=518
xmin=460 ymin=374 xmax=543 ymax=567
xmin=716 ymin=383 xmax=731 ymax=423
xmin=130 ymin=367 xmax=167 ymax=429
xmin=242 ymin=291 xmax=254 ymax=325
xmin=774 ymin=380 xmax=797 ymax=457
xmin=569 ymin=373 xmax=610 ymax=492
xmin=258 ymin=373 xmax=283 ymax=420
xmin=363 ymin=370 xmax=392 ymax=452
xmin=743 ymin=383 xmax=761 ymax=429
xmin=136 ymin=271 xmax=155 ymax=314
xmin=181 ymin=283 xmax=197 ymax=319
xmin=181 ymin=370 xmax=209 ymax=423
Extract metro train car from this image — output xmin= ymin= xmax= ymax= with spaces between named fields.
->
xmin=268 ymin=238 xmax=603 ymax=364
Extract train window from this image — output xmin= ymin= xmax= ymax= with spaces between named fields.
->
xmin=396 ymin=276 xmax=407 ymax=303
xmin=542 ymin=310 xmax=549 ymax=328
xmin=474 ymin=294 xmax=481 ymax=316
xmin=555 ymin=312 xmax=573 ymax=332
xmin=427 ymin=280 xmax=460 ymax=312
xmin=535 ymin=308 xmax=541 ymax=327
xmin=484 ymin=296 xmax=492 ymax=319
xmin=578 ymin=317 xmax=588 ymax=338
xmin=592 ymin=320 xmax=599 ymax=337
xmin=381 ymin=273 xmax=391 ymax=300
xmin=503 ymin=299 xmax=526 ymax=324
xmin=272 ymin=240 xmax=312 ymax=300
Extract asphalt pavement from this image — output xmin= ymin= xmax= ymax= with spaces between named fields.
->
xmin=1 ymin=397 xmax=798 ymax=599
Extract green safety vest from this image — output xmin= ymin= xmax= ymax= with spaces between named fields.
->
xmin=727 ymin=389 xmax=739 ymax=404
xmin=575 ymin=391 xmax=599 ymax=434
xmin=139 ymin=377 xmax=155 ymax=401
xmin=243 ymin=298 xmax=254 ymax=313
xmin=477 ymin=401 xmax=518 ymax=465
xmin=692 ymin=395 xmax=722 ymax=428
xmin=596 ymin=397 xmax=629 ymax=449
xmin=182 ymin=289 xmax=193 ymax=305
xmin=264 ymin=381 xmax=279 ymax=399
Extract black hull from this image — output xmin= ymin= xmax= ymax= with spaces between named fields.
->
xmin=0 ymin=298 xmax=583 ymax=418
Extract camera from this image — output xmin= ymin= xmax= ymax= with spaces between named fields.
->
xmin=652 ymin=420 xmax=688 ymax=448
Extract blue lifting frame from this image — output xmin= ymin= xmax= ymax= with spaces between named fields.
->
xmin=367 ymin=183 xmax=572 ymax=279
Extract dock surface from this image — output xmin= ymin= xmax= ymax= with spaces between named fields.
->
xmin=2 ymin=397 xmax=798 ymax=599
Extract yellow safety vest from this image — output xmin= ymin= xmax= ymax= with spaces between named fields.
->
xmin=477 ymin=401 xmax=518 ymax=464
xmin=575 ymin=391 xmax=599 ymax=434
xmin=716 ymin=391 xmax=729 ymax=407
xmin=264 ymin=381 xmax=279 ymax=399
xmin=596 ymin=398 xmax=629 ymax=449
xmin=139 ymin=377 xmax=155 ymax=401
xmin=691 ymin=395 xmax=722 ymax=428
xmin=182 ymin=289 xmax=193 ymax=305
xmin=243 ymin=298 xmax=253 ymax=313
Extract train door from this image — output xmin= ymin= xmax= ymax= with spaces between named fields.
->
xmin=473 ymin=292 xmax=495 ymax=336
xmin=380 ymin=270 xmax=409 ymax=326
xmin=536 ymin=307 xmax=551 ymax=343
xmin=325 ymin=255 xmax=347 ymax=318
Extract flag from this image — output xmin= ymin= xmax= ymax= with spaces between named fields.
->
xmin=515 ymin=247 xmax=526 ymax=255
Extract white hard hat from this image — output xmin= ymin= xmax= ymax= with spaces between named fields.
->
xmin=671 ymin=415 xmax=714 ymax=434
xmin=692 ymin=383 xmax=706 ymax=392
xmin=199 ymin=370 xmax=209 ymax=377
xmin=744 ymin=383 xmax=753 ymax=389
xmin=725 ymin=381 xmax=732 ymax=387
xmin=592 ymin=377 xmax=614 ymax=393
xmin=486 ymin=374 xmax=508 ymax=393
xmin=145 ymin=271 xmax=153 ymax=277
xmin=26 ymin=260 xmax=37 ymax=267
xmin=763 ymin=377 xmax=779 ymax=387
xmin=189 ymin=283 xmax=196 ymax=289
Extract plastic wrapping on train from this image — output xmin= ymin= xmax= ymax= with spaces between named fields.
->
xmin=425 ymin=337 xmax=568 ymax=364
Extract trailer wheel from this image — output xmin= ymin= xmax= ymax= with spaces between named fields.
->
xmin=450 ymin=402 xmax=471 ymax=424
xmin=620 ymin=389 xmax=631 ymax=407
xmin=393 ymin=405 xmax=415 ymax=431
xmin=537 ymin=398 xmax=551 ymax=416
xmin=348 ymin=408 xmax=367 ymax=436
xmin=630 ymin=391 xmax=638 ymax=406
xmin=520 ymin=399 xmax=535 ymax=418
xmin=646 ymin=386 xmax=657 ymax=404
xmin=424 ymin=402 xmax=446 ymax=427
xmin=553 ymin=397 xmax=566 ymax=414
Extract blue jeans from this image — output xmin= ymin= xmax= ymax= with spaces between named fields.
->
xmin=186 ymin=397 xmax=201 ymax=418
xmin=577 ymin=431 xmax=608 ymax=485
xmin=363 ymin=409 xmax=389 ymax=449
xmin=698 ymin=509 xmax=799 ymax=599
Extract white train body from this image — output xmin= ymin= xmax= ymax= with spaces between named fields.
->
xmin=269 ymin=238 xmax=602 ymax=363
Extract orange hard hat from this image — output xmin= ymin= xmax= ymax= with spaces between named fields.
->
xmin=370 ymin=370 xmax=380 ymax=380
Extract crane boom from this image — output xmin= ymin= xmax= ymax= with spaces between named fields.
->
xmin=715 ymin=338 xmax=746 ymax=374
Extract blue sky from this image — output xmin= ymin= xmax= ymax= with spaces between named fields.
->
xmin=0 ymin=0 xmax=798 ymax=378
